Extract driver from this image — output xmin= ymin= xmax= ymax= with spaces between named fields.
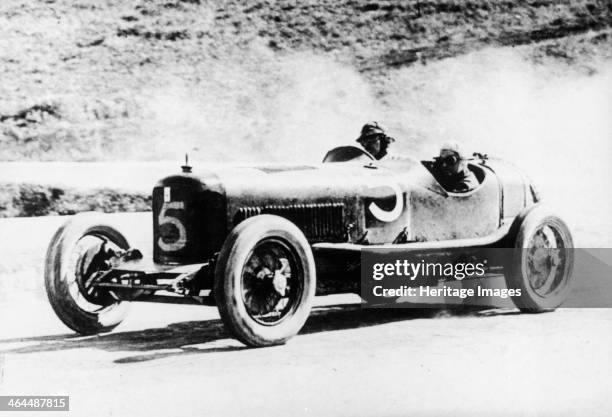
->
xmin=433 ymin=142 xmax=478 ymax=193
xmin=356 ymin=122 xmax=395 ymax=160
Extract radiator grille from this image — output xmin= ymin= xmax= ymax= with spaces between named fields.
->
xmin=234 ymin=203 xmax=345 ymax=242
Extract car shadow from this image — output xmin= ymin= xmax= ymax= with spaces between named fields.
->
xmin=0 ymin=303 xmax=514 ymax=364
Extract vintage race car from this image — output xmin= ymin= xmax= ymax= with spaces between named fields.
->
xmin=44 ymin=147 xmax=574 ymax=346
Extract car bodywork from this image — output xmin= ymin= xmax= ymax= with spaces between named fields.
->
xmin=97 ymin=147 xmax=537 ymax=304
xmin=156 ymin=151 xmax=534 ymax=252
xmin=46 ymin=145 xmax=576 ymax=346
xmin=44 ymin=142 xmax=576 ymax=348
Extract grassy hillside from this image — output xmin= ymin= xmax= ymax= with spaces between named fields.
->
xmin=1 ymin=0 xmax=611 ymax=217
xmin=0 ymin=183 xmax=150 ymax=217
xmin=1 ymin=0 xmax=611 ymax=162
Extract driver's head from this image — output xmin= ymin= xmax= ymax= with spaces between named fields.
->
xmin=356 ymin=122 xmax=395 ymax=160
xmin=436 ymin=142 xmax=467 ymax=175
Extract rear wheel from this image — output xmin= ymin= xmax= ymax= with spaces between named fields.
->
xmin=45 ymin=213 xmax=130 ymax=334
xmin=505 ymin=205 xmax=574 ymax=312
xmin=214 ymin=215 xmax=316 ymax=347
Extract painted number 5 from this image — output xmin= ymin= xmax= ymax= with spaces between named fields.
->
xmin=158 ymin=201 xmax=187 ymax=252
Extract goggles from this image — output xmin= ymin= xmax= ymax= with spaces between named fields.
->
xmin=435 ymin=154 xmax=460 ymax=166
xmin=359 ymin=134 xmax=394 ymax=144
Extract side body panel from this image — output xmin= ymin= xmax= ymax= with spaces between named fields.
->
xmin=152 ymin=157 xmax=532 ymax=265
xmin=219 ymin=160 xmax=423 ymax=245
xmin=483 ymin=159 xmax=531 ymax=226
xmin=408 ymin=163 xmax=501 ymax=241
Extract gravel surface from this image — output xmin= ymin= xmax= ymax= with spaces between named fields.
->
xmin=0 ymin=216 xmax=610 ymax=416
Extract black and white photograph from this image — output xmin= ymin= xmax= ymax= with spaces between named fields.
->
xmin=0 ymin=1 xmax=611 ymax=416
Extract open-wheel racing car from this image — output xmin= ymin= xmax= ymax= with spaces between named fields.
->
xmin=45 ymin=147 xmax=574 ymax=347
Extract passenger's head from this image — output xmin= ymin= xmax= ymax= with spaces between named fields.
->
xmin=356 ymin=122 xmax=395 ymax=160
xmin=436 ymin=142 xmax=467 ymax=175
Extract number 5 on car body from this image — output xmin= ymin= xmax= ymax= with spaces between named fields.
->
xmin=158 ymin=201 xmax=187 ymax=252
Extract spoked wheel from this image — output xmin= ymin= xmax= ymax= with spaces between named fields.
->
xmin=215 ymin=215 xmax=316 ymax=347
xmin=506 ymin=205 xmax=574 ymax=312
xmin=242 ymin=238 xmax=304 ymax=325
xmin=45 ymin=213 xmax=131 ymax=334
xmin=70 ymin=234 xmax=122 ymax=311
xmin=525 ymin=225 xmax=565 ymax=297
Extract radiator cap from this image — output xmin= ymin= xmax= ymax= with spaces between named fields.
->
xmin=181 ymin=154 xmax=192 ymax=173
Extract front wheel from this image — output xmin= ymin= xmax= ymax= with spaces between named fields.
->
xmin=214 ymin=215 xmax=316 ymax=347
xmin=505 ymin=205 xmax=574 ymax=312
xmin=45 ymin=213 xmax=131 ymax=334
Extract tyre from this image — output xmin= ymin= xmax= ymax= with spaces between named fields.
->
xmin=505 ymin=204 xmax=574 ymax=312
xmin=214 ymin=215 xmax=316 ymax=347
xmin=45 ymin=213 xmax=130 ymax=335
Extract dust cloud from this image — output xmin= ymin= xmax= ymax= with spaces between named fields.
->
xmin=137 ymin=48 xmax=379 ymax=163
xmin=382 ymin=49 xmax=612 ymax=245
xmin=139 ymin=46 xmax=612 ymax=245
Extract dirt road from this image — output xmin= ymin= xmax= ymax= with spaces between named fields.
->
xmin=0 ymin=215 xmax=610 ymax=416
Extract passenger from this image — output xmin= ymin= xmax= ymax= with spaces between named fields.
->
xmin=433 ymin=142 xmax=479 ymax=192
xmin=356 ymin=122 xmax=395 ymax=160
